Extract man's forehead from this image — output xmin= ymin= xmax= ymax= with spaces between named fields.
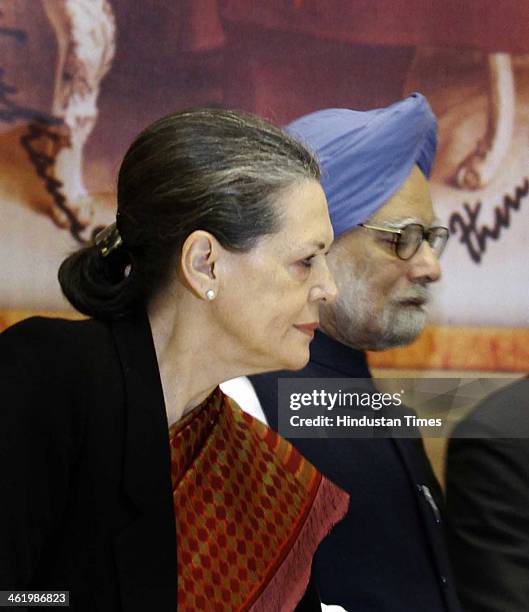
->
xmin=369 ymin=166 xmax=434 ymax=226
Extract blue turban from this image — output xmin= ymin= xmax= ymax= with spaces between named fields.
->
xmin=286 ymin=93 xmax=438 ymax=237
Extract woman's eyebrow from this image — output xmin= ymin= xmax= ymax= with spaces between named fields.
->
xmin=295 ymin=240 xmax=327 ymax=251
xmin=290 ymin=239 xmax=331 ymax=257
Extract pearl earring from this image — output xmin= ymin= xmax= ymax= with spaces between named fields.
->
xmin=206 ymin=289 xmax=216 ymax=301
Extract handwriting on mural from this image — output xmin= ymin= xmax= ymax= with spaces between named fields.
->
xmin=448 ymin=177 xmax=528 ymax=264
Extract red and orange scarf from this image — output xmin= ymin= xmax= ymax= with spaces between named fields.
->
xmin=169 ymin=387 xmax=349 ymax=611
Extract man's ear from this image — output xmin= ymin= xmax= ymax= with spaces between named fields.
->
xmin=179 ymin=230 xmax=219 ymax=300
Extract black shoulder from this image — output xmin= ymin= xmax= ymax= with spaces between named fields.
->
xmin=2 ymin=315 xmax=108 ymax=350
xmin=1 ymin=316 xmax=114 ymax=369
xmin=1 ymin=316 xmax=120 ymax=424
xmin=0 ymin=317 xmax=122 ymax=586
xmin=451 ymin=378 xmax=529 ymax=439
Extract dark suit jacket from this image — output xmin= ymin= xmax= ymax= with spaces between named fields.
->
xmin=0 ymin=312 xmax=321 ymax=611
xmin=445 ymin=378 xmax=529 ymax=612
xmin=251 ymin=331 xmax=462 ymax=612
xmin=0 ymin=312 xmax=177 ymax=611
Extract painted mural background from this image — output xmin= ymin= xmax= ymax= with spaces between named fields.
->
xmin=1 ymin=0 xmax=528 ymax=372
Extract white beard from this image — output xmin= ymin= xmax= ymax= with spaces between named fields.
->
xmin=324 ymin=272 xmax=430 ymax=351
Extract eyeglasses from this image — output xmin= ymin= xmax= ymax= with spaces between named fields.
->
xmin=358 ymin=223 xmax=449 ymax=260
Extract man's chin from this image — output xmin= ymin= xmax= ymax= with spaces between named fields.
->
xmin=328 ymin=304 xmax=428 ymax=351
xmin=372 ymin=331 xmax=422 ymax=351
xmin=374 ymin=309 xmax=427 ymax=350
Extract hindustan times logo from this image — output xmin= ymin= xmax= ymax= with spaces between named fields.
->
xmin=289 ymin=389 xmax=403 ymax=412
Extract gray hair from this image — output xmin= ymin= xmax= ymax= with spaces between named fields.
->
xmin=58 ymin=108 xmax=320 ymax=319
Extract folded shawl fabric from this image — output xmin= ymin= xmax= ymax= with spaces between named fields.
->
xmin=286 ymin=92 xmax=438 ymax=236
xmin=169 ymin=388 xmax=349 ymax=611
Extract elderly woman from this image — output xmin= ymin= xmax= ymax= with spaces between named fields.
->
xmin=0 ymin=109 xmax=348 ymax=611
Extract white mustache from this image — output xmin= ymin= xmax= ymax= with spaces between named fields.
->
xmin=395 ymin=285 xmax=431 ymax=304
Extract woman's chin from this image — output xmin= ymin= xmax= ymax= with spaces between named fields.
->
xmin=279 ymin=346 xmax=310 ymax=372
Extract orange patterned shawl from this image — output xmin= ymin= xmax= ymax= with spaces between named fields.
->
xmin=169 ymin=387 xmax=349 ymax=611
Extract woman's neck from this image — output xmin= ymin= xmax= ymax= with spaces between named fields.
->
xmin=147 ymin=286 xmax=248 ymax=426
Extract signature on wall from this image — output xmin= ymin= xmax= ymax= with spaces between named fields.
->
xmin=448 ymin=177 xmax=528 ymax=264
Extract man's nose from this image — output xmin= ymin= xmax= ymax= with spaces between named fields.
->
xmin=408 ymin=241 xmax=442 ymax=283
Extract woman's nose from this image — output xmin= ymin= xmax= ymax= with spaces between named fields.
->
xmin=310 ymin=259 xmax=338 ymax=303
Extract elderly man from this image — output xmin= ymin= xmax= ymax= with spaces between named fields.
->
xmin=223 ymin=93 xmax=460 ymax=611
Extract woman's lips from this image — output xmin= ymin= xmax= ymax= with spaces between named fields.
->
xmin=294 ymin=323 xmax=319 ymax=337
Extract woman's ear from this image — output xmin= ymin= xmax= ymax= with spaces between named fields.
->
xmin=179 ymin=230 xmax=219 ymax=300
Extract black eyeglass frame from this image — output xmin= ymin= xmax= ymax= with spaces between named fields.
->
xmin=358 ymin=222 xmax=449 ymax=260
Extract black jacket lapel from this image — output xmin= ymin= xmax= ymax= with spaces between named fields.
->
xmin=110 ymin=310 xmax=177 ymax=612
xmin=392 ymin=437 xmax=460 ymax=610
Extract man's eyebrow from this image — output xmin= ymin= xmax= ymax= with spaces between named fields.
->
xmin=371 ymin=216 xmax=443 ymax=229
xmin=371 ymin=216 xmax=420 ymax=229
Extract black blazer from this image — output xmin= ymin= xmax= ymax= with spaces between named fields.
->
xmin=0 ymin=313 xmax=321 ymax=612
xmin=445 ymin=378 xmax=529 ymax=612
xmin=1 ymin=312 xmax=177 ymax=611
xmin=251 ymin=331 xmax=462 ymax=612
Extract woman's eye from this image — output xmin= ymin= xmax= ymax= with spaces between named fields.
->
xmin=299 ymin=256 xmax=314 ymax=268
